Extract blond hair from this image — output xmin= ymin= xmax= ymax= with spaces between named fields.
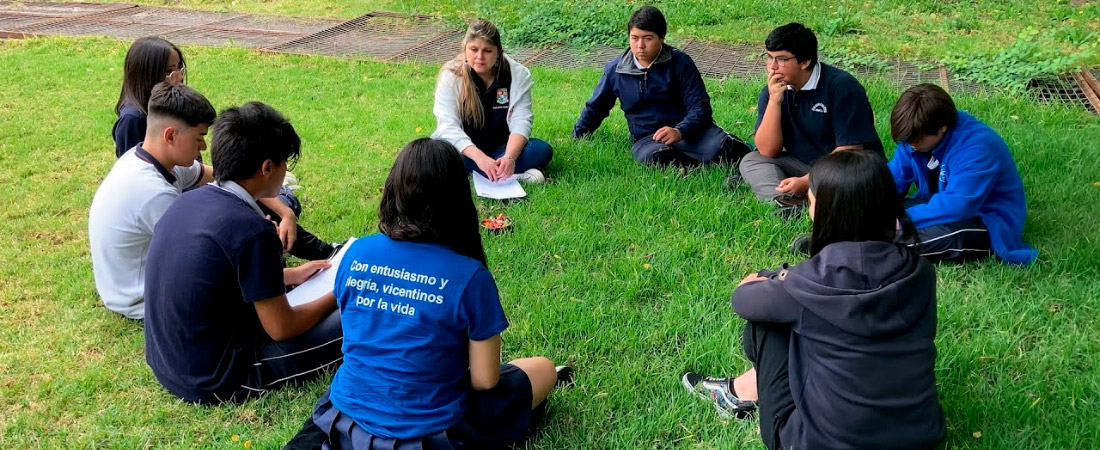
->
xmin=446 ymin=19 xmax=510 ymax=129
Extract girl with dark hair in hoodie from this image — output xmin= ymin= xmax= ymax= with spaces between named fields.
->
xmin=683 ymin=150 xmax=945 ymax=450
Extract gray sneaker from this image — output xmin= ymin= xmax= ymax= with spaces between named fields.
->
xmin=681 ymin=372 xmax=756 ymax=419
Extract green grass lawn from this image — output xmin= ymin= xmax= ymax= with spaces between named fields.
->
xmin=2 ymin=35 xmax=1100 ymax=449
xmin=77 ymin=0 xmax=1100 ymax=70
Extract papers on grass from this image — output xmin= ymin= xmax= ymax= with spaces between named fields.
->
xmin=286 ymin=237 xmax=356 ymax=307
xmin=473 ymin=172 xmax=526 ymax=200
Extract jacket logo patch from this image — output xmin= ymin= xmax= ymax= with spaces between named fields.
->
xmin=811 ymin=103 xmax=828 ymax=114
xmin=496 ymin=88 xmax=509 ymax=105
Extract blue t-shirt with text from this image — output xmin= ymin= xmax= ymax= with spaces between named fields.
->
xmin=328 ymin=234 xmax=509 ymax=439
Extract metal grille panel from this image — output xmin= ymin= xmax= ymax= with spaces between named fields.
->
xmin=163 ymin=26 xmax=301 ymax=49
xmin=681 ymin=41 xmax=759 ymax=79
xmin=393 ymin=30 xmax=461 ymax=63
xmin=86 ymin=6 xmax=241 ymax=27
xmin=526 ymin=45 xmax=621 ymax=71
xmin=270 ymin=14 xmax=450 ymax=60
xmin=16 ymin=18 xmax=173 ymax=38
xmin=206 ymin=14 xmax=341 ymax=35
xmin=0 ymin=13 xmax=54 ymax=30
xmin=0 ymin=1 xmax=125 ymax=17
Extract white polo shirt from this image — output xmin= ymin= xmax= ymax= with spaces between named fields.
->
xmin=88 ymin=146 xmax=203 ymax=319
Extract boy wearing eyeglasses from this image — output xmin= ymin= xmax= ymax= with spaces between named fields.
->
xmin=737 ymin=23 xmax=883 ymax=217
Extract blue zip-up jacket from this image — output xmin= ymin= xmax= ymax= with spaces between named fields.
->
xmin=888 ymin=111 xmax=1037 ymax=265
xmin=573 ymin=44 xmax=713 ymax=142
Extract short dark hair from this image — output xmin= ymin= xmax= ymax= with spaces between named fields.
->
xmin=765 ymin=22 xmax=818 ymax=67
xmin=890 ymin=83 xmax=959 ymax=143
xmin=116 ymin=37 xmax=185 ymax=116
xmin=627 ymin=6 xmax=667 ymax=39
xmin=211 ymin=102 xmax=301 ymax=183
xmin=808 ymin=150 xmax=917 ymax=255
xmin=379 ymin=138 xmax=487 ymax=266
xmin=147 ymin=82 xmax=215 ymax=128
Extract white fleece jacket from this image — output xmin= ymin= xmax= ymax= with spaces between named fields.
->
xmin=431 ymin=54 xmax=534 ymax=153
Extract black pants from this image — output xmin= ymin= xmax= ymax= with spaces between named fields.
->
xmin=899 ymin=199 xmax=992 ymax=262
xmin=259 ymin=201 xmax=335 ymax=262
xmin=226 ymin=309 xmax=344 ymax=404
xmin=742 ymin=322 xmax=795 ymax=450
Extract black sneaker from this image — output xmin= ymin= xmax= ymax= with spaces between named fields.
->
xmin=681 ymin=372 xmax=756 ymax=419
xmin=773 ymin=205 xmax=803 ymax=220
xmin=724 ymin=170 xmax=744 ymax=190
xmin=790 ymin=233 xmax=812 ymax=256
xmin=555 ymin=365 xmax=575 ymax=388
xmin=773 ymin=193 xmax=807 ymax=207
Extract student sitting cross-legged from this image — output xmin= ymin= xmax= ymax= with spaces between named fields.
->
xmin=432 ymin=19 xmax=553 ymax=183
xmin=684 ymin=150 xmax=945 ymax=450
xmin=90 ymin=82 xmax=215 ymax=319
xmin=886 ymin=83 xmax=1037 ymax=265
xmin=573 ymin=6 xmax=748 ymax=167
xmin=297 ymin=138 xmax=571 ymax=450
xmin=143 ymin=102 xmax=343 ymax=404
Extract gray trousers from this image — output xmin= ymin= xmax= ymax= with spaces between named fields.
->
xmin=738 ymin=151 xmax=812 ymax=202
xmin=631 ymin=124 xmax=735 ymax=167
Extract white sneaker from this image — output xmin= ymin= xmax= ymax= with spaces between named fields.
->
xmin=283 ymin=171 xmax=302 ymax=192
xmin=513 ymin=168 xmax=546 ymax=184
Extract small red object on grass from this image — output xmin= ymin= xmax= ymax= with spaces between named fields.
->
xmin=480 ymin=214 xmax=513 ymax=234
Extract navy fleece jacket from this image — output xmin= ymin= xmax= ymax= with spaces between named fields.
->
xmin=573 ymin=44 xmax=714 ymax=142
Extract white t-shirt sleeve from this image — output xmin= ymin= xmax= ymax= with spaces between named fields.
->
xmin=172 ymin=160 xmax=204 ymax=191
xmin=136 ymin=189 xmax=179 ymax=235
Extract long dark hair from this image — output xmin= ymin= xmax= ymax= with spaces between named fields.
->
xmin=379 ymin=138 xmax=487 ymax=266
xmin=115 ymin=37 xmax=185 ymax=116
xmin=808 ymin=150 xmax=916 ymax=255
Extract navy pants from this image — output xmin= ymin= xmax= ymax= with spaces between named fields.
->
xmin=631 ymin=124 xmax=742 ymax=167
xmin=462 ymin=138 xmax=554 ymax=177
xmin=742 ymin=322 xmax=795 ymax=450
xmin=900 ymin=199 xmax=992 ymax=262
xmin=259 ymin=187 xmax=335 ymax=261
xmin=225 ymin=308 xmax=344 ymax=404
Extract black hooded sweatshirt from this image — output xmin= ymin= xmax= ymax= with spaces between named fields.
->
xmin=732 ymin=241 xmax=945 ymax=450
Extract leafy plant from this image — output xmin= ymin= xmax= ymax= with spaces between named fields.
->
xmin=943 ymin=27 xmax=1097 ymax=94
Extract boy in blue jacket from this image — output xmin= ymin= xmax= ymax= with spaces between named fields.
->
xmin=887 ymin=83 xmax=1037 ymax=264
xmin=573 ymin=6 xmax=747 ymax=167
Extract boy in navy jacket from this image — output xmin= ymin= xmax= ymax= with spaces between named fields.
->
xmin=573 ymin=6 xmax=745 ymax=167
xmin=887 ymin=84 xmax=1037 ymax=264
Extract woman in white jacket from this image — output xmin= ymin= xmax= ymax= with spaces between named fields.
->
xmin=432 ymin=19 xmax=553 ymax=183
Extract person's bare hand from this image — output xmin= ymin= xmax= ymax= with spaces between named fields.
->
xmin=284 ymin=260 xmax=331 ymax=286
xmin=739 ymin=273 xmax=767 ymax=286
xmin=767 ymin=72 xmax=788 ymax=101
xmin=494 ymin=156 xmax=516 ymax=180
xmin=276 ymin=214 xmax=298 ymax=253
xmin=653 ymin=126 xmax=683 ymax=145
xmin=776 ymin=175 xmax=809 ymax=195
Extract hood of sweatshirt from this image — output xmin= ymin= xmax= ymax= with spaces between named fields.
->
xmin=782 ymin=241 xmax=935 ymax=339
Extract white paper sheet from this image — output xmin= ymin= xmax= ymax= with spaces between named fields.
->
xmin=472 ymin=172 xmax=527 ymax=200
xmin=286 ymin=237 xmax=357 ymax=307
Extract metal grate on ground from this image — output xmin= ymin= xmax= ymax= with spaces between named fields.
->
xmin=268 ymin=13 xmax=451 ymax=60
xmin=14 ymin=18 xmax=181 ymax=39
xmin=205 ymin=14 xmax=342 ymax=35
xmin=525 ymin=45 xmax=622 ymax=71
xmin=390 ymin=30 xmax=462 ymax=64
xmin=0 ymin=13 xmax=55 ymax=31
xmin=680 ymin=41 xmax=759 ymax=80
xmin=78 ymin=5 xmax=243 ymax=27
xmin=0 ymin=1 xmax=127 ymax=17
xmin=163 ymin=26 xmax=303 ymax=49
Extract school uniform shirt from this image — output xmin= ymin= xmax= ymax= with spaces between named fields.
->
xmin=327 ymin=233 xmax=509 ymax=439
xmin=113 ymin=104 xmax=146 ymax=158
xmin=888 ymin=111 xmax=1037 ymax=265
xmin=88 ymin=145 xmax=204 ymax=319
xmin=432 ymin=55 xmax=534 ymax=153
xmin=733 ymin=241 xmax=945 ymax=450
xmin=754 ymin=63 xmax=883 ymax=165
xmin=574 ymin=44 xmax=715 ymax=141
xmin=143 ymin=184 xmax=286 ymax=404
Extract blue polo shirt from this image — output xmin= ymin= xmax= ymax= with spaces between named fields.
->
xmin=755 ymin=63 xmax=883 ymax=165
xmin=464 ymin=67 xmax=512 ymax=152
xmin=144 ymin=185 xmax=286 ymax=404
xmin=328 ymin=233 xmax=509 ymax=439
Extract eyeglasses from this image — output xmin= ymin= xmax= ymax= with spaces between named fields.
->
xmin=761 ymin=53 xmax=796 ymax=67
xmin=165 ymin=65 xmax=187 ymax=83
